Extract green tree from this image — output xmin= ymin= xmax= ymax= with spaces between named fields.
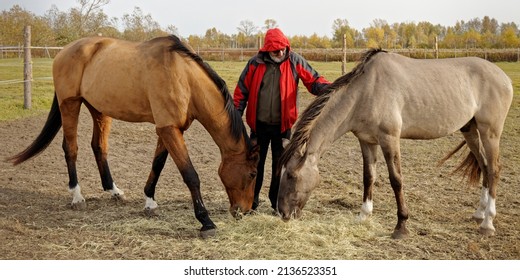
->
xmin=237 ymin=19 xmax=258 ymax=48
xmin=121 ymin=7 xmax=165 ymax=41
xmin=44 ymin=0 xmax=114 ymax=45
xmin=263 ymin=19 xmax=278 ymax=31
xmin=499 ymin=25 xmax=520 ymax=48
xmin=331 ymin=18 xmax=360 ymax=48
xmin=0 ymin=5 xmax=55 ymax=46
xmin=464 ymin=28 xmax=481 ymax=48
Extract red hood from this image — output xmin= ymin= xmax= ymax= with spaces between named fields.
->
xmin=259 ymin=28 xmax=290 ymax=52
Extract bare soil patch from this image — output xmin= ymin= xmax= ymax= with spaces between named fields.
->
xmin=1 ymin=95 xmax=519 ymax=260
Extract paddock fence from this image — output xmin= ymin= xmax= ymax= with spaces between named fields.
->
xmin=1 ymin=43 xmax=519 ymax=110
xmin=1 ymin=45 xmax=519 ymax=62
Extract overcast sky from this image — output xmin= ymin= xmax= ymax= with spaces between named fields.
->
xmin=2 ymin=0 xmax=519 ymax=37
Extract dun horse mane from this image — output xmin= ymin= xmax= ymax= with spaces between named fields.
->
xmin=279 ymin=48 xmax=385 ymax=169
xmin=167 ymin=35 xmax=248 ymax=145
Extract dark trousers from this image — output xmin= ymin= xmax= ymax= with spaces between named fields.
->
xmin=251 ymin=122 xmax=290 ymax=210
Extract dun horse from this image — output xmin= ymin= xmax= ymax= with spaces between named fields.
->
xmin=277 ymin=49 xmax=513 ymax=239
xmin=7 ymin=35 xmax=259 ymax=238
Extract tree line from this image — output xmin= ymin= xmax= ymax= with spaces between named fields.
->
xmin=1 ymin=0 xmax=519 ymax=50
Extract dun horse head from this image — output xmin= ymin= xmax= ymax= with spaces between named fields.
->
xmin=277 ymin=144 xmax=320 ymax=221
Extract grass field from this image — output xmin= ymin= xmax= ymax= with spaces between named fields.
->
xmin=1 ymin=57 xmax=518 ymax=121
xmin=0 ymin=58 xmax=348 ymax=121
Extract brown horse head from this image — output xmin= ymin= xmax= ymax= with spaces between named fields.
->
xmin=219 ymin=144 xmax=259 ymax=217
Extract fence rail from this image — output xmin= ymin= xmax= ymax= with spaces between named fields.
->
xmin=1 ymin=45 xmax=519 ymax=62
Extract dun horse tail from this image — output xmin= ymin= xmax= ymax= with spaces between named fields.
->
xmin=438 ymin=140 xmax=481 ymax=187
xmin=7 ymin=93 xmax=62 ymax=165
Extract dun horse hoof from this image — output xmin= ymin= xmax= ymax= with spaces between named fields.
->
xmin=472 ymin=216 xmax=484 ymax=225
xmin=199 ymin=228 xmax=217 ymax=239
xmin=391 ymin=229 xmax=409 ymax=239
xmin=356 ymin=213 xmax=371 ymax=222
xmin=478 ymin=227 xmax=495 ymax=237
xmin=71 ymin=201 xmax=86 ymax=210
xmin=144 ymin=207 xmax=159 ymax=217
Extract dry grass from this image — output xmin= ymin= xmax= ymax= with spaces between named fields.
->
xmin=1 ymin=62 xmax=519 ymax=261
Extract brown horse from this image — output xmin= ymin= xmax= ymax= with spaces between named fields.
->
xmin=277 ymin=49 xmax=513 ymax=239
xmin=7 ymin=35 xmax=259 ymax=238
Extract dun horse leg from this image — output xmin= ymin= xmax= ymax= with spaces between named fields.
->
xmin=143 ymin=138 xmax=168 ymax=216
xmin=358 ymin=141 xmax=378 ymax=221
xmin=477 ymin=128 xmax=501 ymax=236
xmin=156 ymin=126 xmax=216 ymax=238
xmin=85 ymin=103 xmax=125 ymax=200
xmin=460 ymin=122 xmax=489 ymax=224
xmin=380 ymin=136 xmax=409 ymax=239
xmin=60 ymin=98 xmax=85 ymax=209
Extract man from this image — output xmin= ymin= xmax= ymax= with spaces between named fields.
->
xmin=233 ymin=28 xmax=330 ymax=211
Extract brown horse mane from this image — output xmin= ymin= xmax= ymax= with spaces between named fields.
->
xmin=166 ymin=35 xmax=250 ymax=147
xmin=279 ymin=48 xmax=386 ymax=169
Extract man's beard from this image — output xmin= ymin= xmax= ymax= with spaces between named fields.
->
xmin=269 ymin=53 xmax=284 ymax=63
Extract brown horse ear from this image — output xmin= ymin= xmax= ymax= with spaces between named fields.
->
xmin=250 ymin=137 xmax=258 ymax=147
xmin=248 ymin=144 xmax=260 ymax=163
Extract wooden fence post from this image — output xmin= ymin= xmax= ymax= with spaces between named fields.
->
xmin=341 ymin=33 xmax=347 ymax=75
xmin=435 ymin=36 xmax=439 ymax=59
xmin=23 ymin=25 xmax=32 ymax=109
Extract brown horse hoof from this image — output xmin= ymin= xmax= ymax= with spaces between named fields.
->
xmin=71 ymin=200 xmax=86 ymax=210
xmin=478 ymin=227 xmax=495 ymax=237
xmin=144 ymin=207 xmax=159 ymax=217
xmin=200 ymin=228 xmax=217 ymax=239
xmin=112 ymin=194 xmax=127 ymax=203
xmin=391 ymin=229 xmax=409 ymax=239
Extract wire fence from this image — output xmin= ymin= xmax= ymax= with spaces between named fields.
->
xmin=1 ymin=45 xmax=520 ymax=62
xmin=0 ymin=76 xmax=52 ymax=86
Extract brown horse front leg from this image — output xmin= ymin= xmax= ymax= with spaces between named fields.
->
xmin=156 ymin=126 xmax=217 ymax=238
xmin=143 ymin=138 xmax=168 ymax=216
xmin=381 ymin=138 xmax=409 ymax=239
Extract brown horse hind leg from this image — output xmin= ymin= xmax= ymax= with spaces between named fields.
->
xmin=84 ymin=102 xmax=125 ymax=202
xmin=60 ymin=98 xmax=86 ymax=210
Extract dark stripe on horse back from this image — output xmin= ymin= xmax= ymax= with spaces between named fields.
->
xmin=279 ymin=48 xmax=385 ymax=169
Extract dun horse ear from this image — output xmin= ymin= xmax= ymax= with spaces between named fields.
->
xmin=282 ymin=138 xmax=290 ymax=148
xmin=297 ymin=142 xmax=307 ymax=157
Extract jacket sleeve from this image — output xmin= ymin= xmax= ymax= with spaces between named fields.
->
xmin=291 ymin=52 xmax=331 ymax=95
xmin=233 ymin=59 xmax=255 ymax=116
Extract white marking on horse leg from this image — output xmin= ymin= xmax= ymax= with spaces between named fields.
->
xmin=69 ymin=184 xmax=86 ymax=209
xmin=473 ymin=186 xmax=488 ymax=221
xmin=144 ymin=196 xmax=158 ymax=210
xmin=144 ymin=196 xmax=159 ymax=216
xmin=358 ymin=199 xmax=373 ymax=221
xmin=480 ymin=197 xmax=496 ymax=233
xmin=109 ymin=183 xmax=125 ymax=200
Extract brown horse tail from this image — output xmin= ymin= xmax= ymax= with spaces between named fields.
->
xmin=437 ymin=140 xmax=481 ymax=188
xmin=6 ymin=93 xmax=62 ymax=165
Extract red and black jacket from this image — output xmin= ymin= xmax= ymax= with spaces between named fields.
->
xmin=233 ymin=29 xmax=330 ymax=133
